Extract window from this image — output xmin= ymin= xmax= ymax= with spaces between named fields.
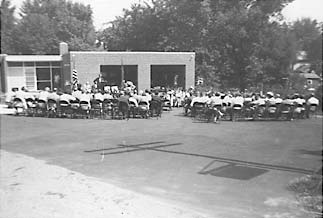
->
xmin=25 ymin=68 xmax=36 ymax=90
xmin=8 ymin=62 xmax=23 ymax=67
xmin=24 ymin=62 xmax=35 ymax=67
xmin=51 ymin=61 xmax=61 ymax=66
xmin=36 ymin=68 xmax=50 ymax=80
xmin=36 ymin=62 xmax=50 ymax=66
xmin=37 ymin=82 xmax=51 ymax=91
xmin=36 ymin=68 xmax=51 ymax=90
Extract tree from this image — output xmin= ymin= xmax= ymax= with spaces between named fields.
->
xmin=292 ymin=18 xmax=322 ymax=75
xmin=13 ymin=0 xmax=96 ymax=54
xmin=98 ymin=0 xmax=296 ymax=90
xmin=0 ymin=0 xmax=18 ymax=54
xmin=205 ymin=0 xmax=296 ymax=90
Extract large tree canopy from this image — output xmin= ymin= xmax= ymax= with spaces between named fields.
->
xmin=2 ymin=0 xmax=96 ymax=54
xmin=2 ymin=0 xmax=319 ymax=91
xmin=292 ymin=18 xmax=322 ymax=75
xmin=1 ymin=0 xmax=17 ymax=54
xmin=98 ymin=0 xmax=298 ymax=90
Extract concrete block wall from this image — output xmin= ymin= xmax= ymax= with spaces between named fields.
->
xmin=67 ymin=51 xmax=195 ymax=91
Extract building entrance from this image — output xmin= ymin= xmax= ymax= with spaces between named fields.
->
xmin=100 ymin=65 xmax=138 ymax=87
xmin=151 ymin=65 xmax=185 ymax=89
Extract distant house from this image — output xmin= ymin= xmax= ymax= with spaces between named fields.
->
xmin=292 ymin=51 xmax=322 ymax=91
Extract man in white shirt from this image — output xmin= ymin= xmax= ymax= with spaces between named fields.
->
xmin=253 ymin=96 xmax=266 ymax=106
xmin=307 ymin=94 xmax=319 ymax=106
xmin=210 ymin=92 xmax=222 ymax=107
xmin=282 ymin=95 xmax=294 ymax=105
xmin=306 ymin=93 xmax=320 ymax=118
xmin=47 ymin=89 xmax=60 ymax=102
xmin=145 ymin=90 xmax=152 ymax=102
xmin=59 ymin=92 xmax=76 ymax=103
xmin=38 ymin=87 xmax=50 ymax=102
xmin=103 ymin=91 xmax=113 ymax=100
xmin=243 ymin=94 xmax=253 ymax=104
xmin=294 ymin=94 xmax=305 ymax=106
xmin=190 ymin=92 xmax=207 ymax=107
xmin=5 ymin=88 xmax=17 ymax=106
xmin=83 ymin=82 xmax=92 ymax=93
xmin=14 ymin=87 xmax=28 ymax=109
xmin=139 ymin=93 xmax=150 ymax=108
xmin=266 ymin=92 xmax=276 ymax=105
xmin=232 ymin=93 xmax=244 ymax=108
xmin=93 ymin=90 xmax=104 ymax=102
xmin=79 ymin=91 xmax=92 ymax=102
xmin=129 ymin=95 xmax=139 ymax=107
xmin=222 ymin=94 xmax=233 ymax=107
xmin=72 ymin=88 xmax=82 ymax=101
xmin=275 ymin=94 xmax=283 ymax=104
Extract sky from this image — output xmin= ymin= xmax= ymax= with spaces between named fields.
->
xmin=10 ymin=0 xmax=323 ymax=30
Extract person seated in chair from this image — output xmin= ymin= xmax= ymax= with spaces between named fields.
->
xmin=38 ymin=87 xmax=50 ymax=103
xmin=275 ymin=94 xmax=283 ymax=104
xmin=79 ymin=91 xmax=92 ymax=109
xmin=14 ymin=87 xmax=28 ymax=109
xmin=5 ymin=88 xmax=18 ymax=107
xmin=48 ymin=88 xmax=60 ymax=102
xmin=190 ymin=92 xmax=204 ymax=107
xmin=93 ymin=89 xmax=104 ymax=102
xmin=72 ymin=86 xmax=82 ymax=101
xmin=129 ymin=94 xmax=139 ymax=108
xmin=222 ymin=93 xmax=233 ymax=108
xmin=307 ymin=93 xmax=319 ymax=106
xmin=306 ymin=93 xmax=319 ymax=118
xmin=152 ymin=91 xmax=162 ymax=103
xmin=59 ymin=91 xmax=76 ymax=103
xmin=139 ymin=93 xmax=150 ymax=109
xmin=232 ymin=93 xmax=244 ymax=108
xmin=210 ymin=92 xmax=223 ymax=107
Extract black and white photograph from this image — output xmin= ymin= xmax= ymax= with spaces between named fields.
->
xmin=0 ymin=0 xmax=322 ymax=217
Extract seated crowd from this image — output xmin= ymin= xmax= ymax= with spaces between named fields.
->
xmin=4 ymin=80 xmax=320 ymax=121
xmin=183 ymin=90 xmax=320 ymax=122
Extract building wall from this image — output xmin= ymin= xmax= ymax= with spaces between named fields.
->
xmin=1 ymin=55 xmax=61 ymax=93
xmin=0 ymin=55 xmax=7 ymax=93
xmin=65 ymin=51 xmax=195 ymax=91
xmin=1 ymin=52 xmax=195 ymax=92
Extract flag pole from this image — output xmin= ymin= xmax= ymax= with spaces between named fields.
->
xmin=121 ymin=57 xmax=125 ymax=89
xmin=71 ymin=55 xmax=78 ymax=91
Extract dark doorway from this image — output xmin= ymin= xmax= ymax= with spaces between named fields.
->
xmin=100 ymin=65 xmax=138 ymax=87
xmin=52 ymin=68 xmax=62 ymax=90
xmin=151 ymin=65 xmax=185 ymax=89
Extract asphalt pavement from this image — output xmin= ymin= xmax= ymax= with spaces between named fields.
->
xmin=1 ymin=109 xmax=322 ymax=217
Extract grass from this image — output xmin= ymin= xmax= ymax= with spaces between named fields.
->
xmin=288 ymin=170 xmax=322 ymax=217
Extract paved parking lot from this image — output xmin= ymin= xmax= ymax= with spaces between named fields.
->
xmin=1 ymin=109 xmax=322 ymax=217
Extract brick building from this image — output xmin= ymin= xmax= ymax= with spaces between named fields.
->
xmin=0 ymin=43 xmax=195 ymax=93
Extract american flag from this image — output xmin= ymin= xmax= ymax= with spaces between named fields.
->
xmin=72 ymin=69 xmax=78 ymax=86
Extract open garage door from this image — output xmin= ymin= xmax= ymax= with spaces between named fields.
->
xmin=151 ymin=65 xmax=185 ymax=89
xmin=100 ymin=65 xmax=138 ymax=87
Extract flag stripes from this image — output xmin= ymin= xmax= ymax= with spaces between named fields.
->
xmin=72 ymin=69 xmax=78 ymax=86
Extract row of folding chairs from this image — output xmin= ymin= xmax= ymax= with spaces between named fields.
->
xmin=184 ymin=101 xmax=319 ymax=122
xmin=12 ymin=98 xmax=163 ymax=120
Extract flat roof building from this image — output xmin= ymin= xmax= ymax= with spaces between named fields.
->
xmin=1 ymin=43 xmax=195 ymax=93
